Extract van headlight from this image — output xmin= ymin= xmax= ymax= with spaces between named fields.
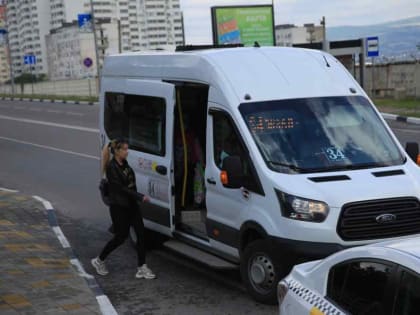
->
xmin=276 ymin=190 xmax=329 ymax=223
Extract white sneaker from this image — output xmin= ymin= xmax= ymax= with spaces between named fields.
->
xmin=136 ymin=264 xmax=156 ymax=279
xmin=91 ymin=257 xmax=109 ymax=276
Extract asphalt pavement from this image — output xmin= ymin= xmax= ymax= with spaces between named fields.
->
xmin=0 ymin=99 xmax=419 ymax=315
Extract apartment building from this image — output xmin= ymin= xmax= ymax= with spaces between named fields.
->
xmin=46 ymin=22 xmax=97 ymax=80
xmin=50 ymin=0 xmax=85 ymax=30
xmin=275 ymin=23 xmax=324 ymax=47
xmin=85 ymin=0 xmax=184 ymax=52
xmin=6 ymin=0 xmax=84 ymax=77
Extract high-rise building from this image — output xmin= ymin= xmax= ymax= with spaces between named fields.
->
xmin=50 ymin=0 xmax=85 ymax=30
xmin=6 ymin=0 xmax=84 ymax=77
xmin=84 ymin=0 xmax=184 ymax=52
xmin=0 ymin=4 xmax=10 ymax=83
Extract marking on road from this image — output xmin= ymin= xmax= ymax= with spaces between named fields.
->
xmin=393 ymin=128 xmax=420 ymax=134
xmin=0 ymin=136 xmax=100 ymax=160
xmin=0 ymin=187 xmax=19 ymax=193
xmin=70 ymin=259 xmax=94 ymax=279
xmin=52 ymin=226 xmax=71 ymax=248
xmin=46 ymin=109 xmax=62 ymax=113
xmin=96 ymin=295 xmax=119 ymax=315
xmin=0 ymin=114 xmax=99 ymax=133
xmin=65 ymin=112 xmax=84 ymax=116
xmin=33 ymin=195 xmax=54 ymax=210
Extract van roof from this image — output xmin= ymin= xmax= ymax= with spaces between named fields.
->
xmin=102 ymin=47 xmax=363 ymax=103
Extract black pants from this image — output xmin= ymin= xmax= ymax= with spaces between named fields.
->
xmin=99 ymin=203 xmax=146 ymax=266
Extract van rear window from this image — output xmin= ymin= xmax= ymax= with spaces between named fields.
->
xmin=104 ymin=92 xmax=166 ymax=156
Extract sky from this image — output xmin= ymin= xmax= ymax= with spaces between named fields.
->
xmin=179 ymin=0 xmax=420 ymax=44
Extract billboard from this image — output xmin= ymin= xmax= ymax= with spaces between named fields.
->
xmin=211 ymin=5 xmax=275 ymax=46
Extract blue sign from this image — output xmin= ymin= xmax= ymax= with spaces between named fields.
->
xmin=366 ymin=36 xmax=379 ymax=57
xmin=78 ymin=14 xmax=92 ymax=31
xmin=83 ymin=57 xmax=93 ymax=68
xmin=0 ymin=29 xmax=7 ymax=35
xmin=24 ymin=55 xmax=36 ymax=65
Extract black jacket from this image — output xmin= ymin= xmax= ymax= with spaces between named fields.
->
xmin=106 ymin=158 xmax=144 ymax=208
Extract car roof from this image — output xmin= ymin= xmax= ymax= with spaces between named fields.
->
xmin=370 ymin=237 xmax=420 ymax=259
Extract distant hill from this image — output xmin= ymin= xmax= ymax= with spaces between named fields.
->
xmin=328 ymin=16 xmax=420 ymax=58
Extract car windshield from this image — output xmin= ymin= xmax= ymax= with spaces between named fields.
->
xmin=239 ymin=96 xmax=405 ymax=174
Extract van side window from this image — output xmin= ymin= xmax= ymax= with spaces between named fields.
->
xmin=104 ymin=92 xmax=166 ymax=156
xmin=212 ymin=111 xmax=260 ymax=193
xmin=327 ymin=260 xmax=394 ymax=314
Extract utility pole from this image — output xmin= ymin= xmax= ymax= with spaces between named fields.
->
xmin=321 ymin=16 xmax=327 ymax=51
xmin=117 ymin=19 xmax=122 ymax=53
xmin=89 ymin=0 xmax=101 ymax=90
xmin=4 ymin=6 xmax=15 ymax=94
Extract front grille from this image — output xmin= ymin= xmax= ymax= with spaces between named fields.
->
xmin=337 ymin=197 xmax=420 ymax=241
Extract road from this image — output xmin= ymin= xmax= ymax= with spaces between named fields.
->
xmin=0 ymin=99 xmax=419 ymax=315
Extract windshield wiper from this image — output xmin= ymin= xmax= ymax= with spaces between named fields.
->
xmin=266 ymin=161 xmax=307 ymax=172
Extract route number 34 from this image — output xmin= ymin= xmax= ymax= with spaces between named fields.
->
xmin=324 ymin=147 xmax=346 ymax=161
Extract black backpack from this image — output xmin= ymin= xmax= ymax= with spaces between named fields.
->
xmin=99 ymin=178 xmax=110 ymax=206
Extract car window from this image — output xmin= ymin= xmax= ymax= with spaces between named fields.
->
xmin=104 ymin=92 xmax=166 ymax=156
xmin=327 ymin=260 xmax=394 ymax=315
xmin=393 ymin=270 xmax=420 ymax=315
xmin=212 ymin=111 xmax=261 ymax=193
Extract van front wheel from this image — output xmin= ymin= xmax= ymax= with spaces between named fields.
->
xmin=240 ymin=240 xmax=286 ymax=305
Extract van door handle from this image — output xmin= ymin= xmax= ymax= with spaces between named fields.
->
xmin=207 ymin=178 xmax=216 ymax=185
xmin=155 ymin=165 xmax=167 ymax=175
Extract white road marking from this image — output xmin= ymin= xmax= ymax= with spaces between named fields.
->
xmin=52 ymin=226 xmax=71 ymax=248
xmin=0 ymin=114 xmax=99 ymax=133
xmin=96 ymin=295 xmax=119 ymax=315
xmin=65 ymin=112 xmax=84 ymax=116
xmin=393 ymin=128 xmax=420 ymax=134
xmin=28 ymin=108 xmax=42 ymax=112
xmin=70 ymin=258 xmax=95 ymax=279
xmin=0 ymin=187 xmax=19 ymax=193
xmin=32 ymin=195 xmax=54 ymax=210
xmin=0 ymin=135 xmax=100 ymax=160
xmin=46 ymin=109 xmax=61 ymax=113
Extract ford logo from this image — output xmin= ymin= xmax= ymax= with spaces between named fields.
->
xmin=376 ymin=213 xmax=397 ymax=224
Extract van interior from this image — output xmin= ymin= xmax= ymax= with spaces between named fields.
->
xmin=171 ymin=82 xmax=209 ymax=239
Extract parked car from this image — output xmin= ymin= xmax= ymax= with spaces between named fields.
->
xmin=278 ymin=237 xmax=420 ymax=314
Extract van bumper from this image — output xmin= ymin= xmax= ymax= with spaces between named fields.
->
xmin=269 ymin=236 xmax=350 ymax=262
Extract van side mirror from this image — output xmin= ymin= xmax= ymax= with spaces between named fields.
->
xmin=221 ymin=156 xmax=243 ymax=189
xmin=405 ymin=142 xmax=420 ymax=165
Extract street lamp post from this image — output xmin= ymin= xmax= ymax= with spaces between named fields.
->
xmin=89 ymin=0 xmax=101 ymax=90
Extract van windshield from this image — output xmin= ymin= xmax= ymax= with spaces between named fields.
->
xmin=239 ymin=96 xmax=405 ymax=174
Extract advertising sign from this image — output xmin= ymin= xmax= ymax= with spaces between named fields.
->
xmin=211 ymin=5 xmax=275 ymax=46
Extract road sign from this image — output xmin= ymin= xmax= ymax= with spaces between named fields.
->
xmin=366 ymin=36 xmax=379 ymax=57
xmin=83 ymin=57 xmax=93 ymax=68
xmin=78 ymin=13 xmax=92 ymax=32
xmin=24 ymin=55 xmax=36 ymax=65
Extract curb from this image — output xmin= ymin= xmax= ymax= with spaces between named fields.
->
xmin=0 ymin=96 xmax=98 ymax=106
xmin=381 ymin=113 xmax=420 ymax=125
xmin=0 ymin=187 xmax=118 ymax=315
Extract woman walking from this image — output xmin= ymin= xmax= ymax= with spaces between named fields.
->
xmin=92 ymin=138 xmax=156 ymax=279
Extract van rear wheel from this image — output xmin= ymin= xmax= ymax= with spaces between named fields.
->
xmin=240 ymin=239 xmax=286 ymax=305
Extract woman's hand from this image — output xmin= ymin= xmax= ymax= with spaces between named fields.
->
xmin=142 ymin=196 xmax=150 ymax=203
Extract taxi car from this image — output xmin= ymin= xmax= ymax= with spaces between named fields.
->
xmin=278 ymin=237 xmax=420 ymax=314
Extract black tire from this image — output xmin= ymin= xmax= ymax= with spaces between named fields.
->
xmin=240 ymin=239 xmax=288 ymax=305
xmin=129 ymin=227 xmax=167 ymax=250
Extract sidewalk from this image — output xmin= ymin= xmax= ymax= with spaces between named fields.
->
xmin=0 ymin=190 xmax=103 ymax=315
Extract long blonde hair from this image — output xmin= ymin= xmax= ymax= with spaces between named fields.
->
xmin=101 ymin=138 xmax=127 ymax=175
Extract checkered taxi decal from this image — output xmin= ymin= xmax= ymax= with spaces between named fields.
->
xmin=287 ymin=279 xmax=345 ymax=315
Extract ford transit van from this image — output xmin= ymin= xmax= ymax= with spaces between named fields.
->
xmin=99 ymin=46 xmax=420 ymax=304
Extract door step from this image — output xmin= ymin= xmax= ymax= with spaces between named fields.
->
xmin=163 ymin=240 xmax=238 ymax=270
